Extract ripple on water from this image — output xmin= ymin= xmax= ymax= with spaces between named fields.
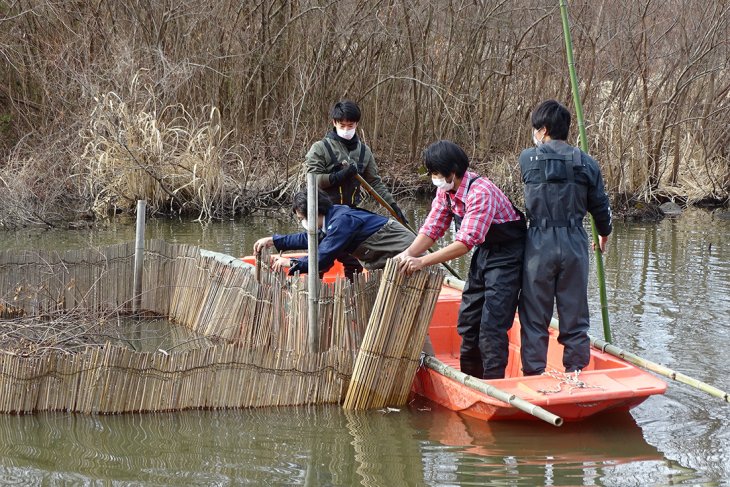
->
xmin=0 ymin=470 xmax=32 ymax=486
xmin=0 ymin=208 xmax=727 ymax=485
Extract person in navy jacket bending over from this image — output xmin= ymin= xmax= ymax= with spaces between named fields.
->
xmin=253 ymin=190 xmax=414 ymax=275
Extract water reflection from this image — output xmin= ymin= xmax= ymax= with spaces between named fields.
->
xmin=0 ymin=409 xmax=338 ymax=485
xmin=410 ymin=399 xmax=673 ymax=486
xmin=592 ymin=210 xmax=730 ymax=484
xmin=0 ymin=212 xmax=292 ymax=260
xmin=0 ymin=206 xmax=728 ymax=485
xmin=0 ymin=404 xmax=675 ymax=486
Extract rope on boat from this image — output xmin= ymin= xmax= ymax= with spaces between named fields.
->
xmin=537 ymin=369 xmax=605 ymax=395
xmin=548 ymin=319 xmax=730 ymax=403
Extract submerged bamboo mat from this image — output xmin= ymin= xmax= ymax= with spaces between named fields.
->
xmin=0 ymin=241 xmax=382 ymax=414
xmin=343 ymin=259 xmax=443 ymax=410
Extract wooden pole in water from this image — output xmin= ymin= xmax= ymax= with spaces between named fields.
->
xmin=132 ymin=200 xmax=146 ymax=313
xmin=558 ymin=0 xmax=613 ymax=343
xmin=306 ymin=173 xmax=319 ymax=353
xmin=423 ymin=355 xmax=564 ymax=426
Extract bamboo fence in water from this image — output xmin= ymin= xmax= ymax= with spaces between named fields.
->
xmin=0 ymin=241 xmax=383 ymax=414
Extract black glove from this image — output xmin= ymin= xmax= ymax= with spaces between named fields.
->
xmin=328 ymin=162 xmax=358 ymax=185
xmin=391 ymin=203 xmax=409 ymax=226
xmin=288 ymin=258 xmax=301 ymax=276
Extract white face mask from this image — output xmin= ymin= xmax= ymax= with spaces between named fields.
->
xmin=533 ymin=129 xmax=544 ymax=147
xmin=432 ymin=176 xmax=454 ymax=192
xmin=336 ymin=127 xmax=356 ymax=140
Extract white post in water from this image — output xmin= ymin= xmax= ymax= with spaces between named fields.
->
xmin=306 ymin=174 xmax=319 ymax=353
xmin=132 ymin=200 xmax=146 ymax=313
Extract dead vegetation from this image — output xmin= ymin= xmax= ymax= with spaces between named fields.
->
xmin=0 ymin=0 xmax=727 ymax=227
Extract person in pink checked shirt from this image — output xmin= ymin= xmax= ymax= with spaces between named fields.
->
xmin=396 ymin=140 xmax=527 ymax=380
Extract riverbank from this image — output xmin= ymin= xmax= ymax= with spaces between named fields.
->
xmin=389 ymin=176 xmax=729 ymax=224
xmin=0 ymin=132 xmax=727 ymax=231
xmin=2 ymin=177 xmax=727 ymax=232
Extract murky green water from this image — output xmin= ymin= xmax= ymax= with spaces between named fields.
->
xmin=0 ymin=203 xmax=728 ymax=485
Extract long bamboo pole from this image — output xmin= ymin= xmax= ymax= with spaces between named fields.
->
xmin=558 ymin=0 xmax=612 ymax=343
xmin=423 ymin=355 xmax=563 ymax=426
xmin=592 ymin=337 xmax=729 ymax=403
xmin=547 ymin=319 xmax=729 ymax=402
xmin=306 ymin=173 xmax=320 ymax=353
xmin=354 ymin=173 xmax=463 ymax=280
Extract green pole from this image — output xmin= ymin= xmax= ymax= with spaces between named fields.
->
xmin=558 ymin=0 xmax=613 ymax=343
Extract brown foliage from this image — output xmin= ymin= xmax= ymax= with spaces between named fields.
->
xmin=0 ymin=0 xmax=728 ymax=225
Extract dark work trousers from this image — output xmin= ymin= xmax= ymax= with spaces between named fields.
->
xmin=457 ymin=239 xmax=524 ymax=379
xmin=518 ymin=227 xmax=590 ymax=375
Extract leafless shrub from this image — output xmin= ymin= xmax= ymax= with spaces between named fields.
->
xmin=0 ymin=0 xmax=727 ymax=227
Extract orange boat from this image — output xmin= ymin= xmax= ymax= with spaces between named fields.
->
xmin=417 ymin=279 xmax=667 ymax=422
xmin=242 ymin=255 xmax=667 ymax=422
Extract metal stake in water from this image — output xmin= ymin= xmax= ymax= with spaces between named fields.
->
xmin=307 ymin=174 xmax=319 ymax=353
xmin=133 ymin=200 xmax=146 ymax=314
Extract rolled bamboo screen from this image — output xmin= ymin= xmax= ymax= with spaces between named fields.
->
xmin=344 ymin=259 xmax=444 ymax=410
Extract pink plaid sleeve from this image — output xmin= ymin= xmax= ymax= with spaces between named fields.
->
xmin=419 ymin=192 xmax=452 ymax=241
xmin=454 ymin=186 xmax=497 ymax=249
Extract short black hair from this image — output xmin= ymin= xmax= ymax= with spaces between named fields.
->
xmin=531 ymin=99 xmax=571 ymax=140
xmin=422 ymin=140 xmax=470 ymax=178
xmin=292 ymin=190 xmax=333 ymax=217
xmin=330 ymin=100 xmax=361 ymax=123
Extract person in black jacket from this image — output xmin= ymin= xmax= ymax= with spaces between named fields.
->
xmin=253 ymin=190 xmax=413 ymax=275
xmin=518 ymin=99 xmax=612 ymax=376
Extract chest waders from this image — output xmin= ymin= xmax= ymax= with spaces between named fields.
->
xmin=447 ymin=176 xmax=527 ymax=380
xmin=322 ymin=139 xmax=366 ymax=207
xmin=518 ymin=147 xmax=592 ymax=376
xmin=447 ymin=177 xmax=527 ymax=244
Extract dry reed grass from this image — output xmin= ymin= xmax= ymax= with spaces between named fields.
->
xmin=79 ymin=92 xmax=238 ymax=221
xmin=1 ymin=1 xmax=727 ymax=229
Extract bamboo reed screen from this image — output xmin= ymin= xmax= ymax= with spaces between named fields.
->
xmin=0 ymin=241 xmax=383 ymax=414
xmin=344 ymin=259 xmax=444 ymax=410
